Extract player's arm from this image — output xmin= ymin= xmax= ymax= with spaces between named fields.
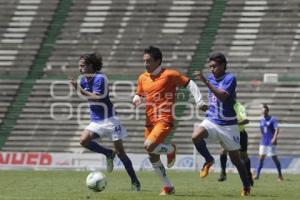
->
xmin=271 ymin=128 xmax=280 ymax=145
xmin=236 ymin=103 xmax=249 ymax=125
xmin=69 ymin=77 xmax=103 ymax=100
xmin=186 ymin=80 xmax=207 ymax=111
xmin=172 ymin=70 xmax=207 ymax=111
xmin=193 ymin=71 xmax=229 ymax=102
xmin=271 ymin=118 xmax=280 ymax=144
xmin=238 ymin=119 xmax=249 ymax=126
xmin=132 ymin=78 xmax=144 ymax=107
xmin=78 ymin=88 xmax=102 ymax=100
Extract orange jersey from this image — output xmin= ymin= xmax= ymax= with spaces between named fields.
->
xmin=136 ymin=68 xmax=189 ymax=126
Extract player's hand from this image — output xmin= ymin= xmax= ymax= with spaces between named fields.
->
xmin=132 ymin=94 xmax=142 ymax=107
xmin=193 ymin=71 xmax=207 ymax=84
xmin=271 ymin=138 xmax=277 ymax=145
xmin=69 ymin=77 xmax=77 ymax=90
xmin=199 ymin=104 xmax=208 ymax=112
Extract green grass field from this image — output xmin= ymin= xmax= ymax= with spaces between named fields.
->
xmin=0 ymin=170 xmax=299 ymax=200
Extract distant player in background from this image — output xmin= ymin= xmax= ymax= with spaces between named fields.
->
xmin=253 ymin=103 xmax=283 ymax=181
xmin=217 ymin=100 xmax=253 ymax=186
xmin=193 ymin=52 xmax=251 ymax=196
xmin=133 ymin=46 xmax=205 ymax=195
xmin=70 ymin=53 xmax=141 ymax=191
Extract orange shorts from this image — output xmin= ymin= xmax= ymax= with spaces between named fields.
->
xmin=144 ymin=122 xmax=173 ymax=144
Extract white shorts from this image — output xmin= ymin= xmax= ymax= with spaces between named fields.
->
xmin=259 ymin=145 xmax=278 ymax=156
xmin=85 ymin=116 xmax=128 ymax=141
xmin=195 ymin=119 xmax=240 ymax=151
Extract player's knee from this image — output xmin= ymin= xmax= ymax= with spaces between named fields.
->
xmin=192 ymin=133 xmax=201 ymax=144
xmin=192 ymin=127 xmax=206 ymax=143
xmin=231 ymin=159 xmax=239 ymax=166
xmin=144 ymin=141 xmax=155 ymax=152
xmin=80 ymin=138 xmax=89 ymax=147
xmin=144 ymin=144 xmax=153 ymax=152
xmin=116 ymin=149 xmax=125 ymax=156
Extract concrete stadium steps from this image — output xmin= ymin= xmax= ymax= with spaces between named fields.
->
xmin=1 ymin=79 xmax=147 ymax=153
xmin=1 ymin=79 xmax=300 ymax=156
xmin=175 ymin=81 xmax=300 ymax=156
xmin=0 ymin=80 xmax=21 ymax=124
xmin=210 ymin=0 xmax=300 ymax=80
xmin=0 ymin=0 xmax=59 ymax=76
xmin=45 ymin=0 xmax=213 ymax=77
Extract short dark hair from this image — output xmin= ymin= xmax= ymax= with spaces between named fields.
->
xmin=80 ymin=52 xmax=103 ymax=72
xmin=144 ymin=45 xmax=163 ymax=65
xmin=209 ymin=52 xmax=227 ymax=70
xmin=262 ymin=103 xmax=269 ymax=111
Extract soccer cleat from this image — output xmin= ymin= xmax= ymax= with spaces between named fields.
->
xmin=277 ymin=175 xmax=283 ymax=182
xmin=159 ymin=186 xmax=175 ymax=195
xmin=106 ymin=151 xmax=116 ymax=173
xmin=252 ymin=174 xmax=259 ymax=180
xmin=200 ymin=160 xmax=215 ymax=178
xmin=240 ymin=187 xmax=251 ymax=196
xmin=167 ymin=143 xmax=176 ymax=168
xmin=131 ymin=181 xmax=141 ymax=192
xmin=217 ymin=172 xmax=227 ymax=182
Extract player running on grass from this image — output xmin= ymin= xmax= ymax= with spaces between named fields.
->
xmin=192 ymin=52 xmax=251 ymax=196
xmin=133 ymin=46 xmax=205 ymax=195
xmin=70 ymin=52 xmax=141 ymax=191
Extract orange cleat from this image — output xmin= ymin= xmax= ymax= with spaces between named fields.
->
xmin=199 ymin=160 xmax=215 ymax=178
xmin=159 ymin=186 xmax=175 ymax=195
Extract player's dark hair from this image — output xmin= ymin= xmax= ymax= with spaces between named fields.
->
xmin=80 ymin=53 xmax=103 ymax=72
xmin=144 ymin=45 xmax=163 ymax=65
xmin=262 ymin=103 xmax=269 ymax=111
xmin=209 ymin=52 xmax=227 ymax=70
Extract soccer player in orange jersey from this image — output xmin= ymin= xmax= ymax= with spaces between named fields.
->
xmin=132 ymin=46 xmax=206 ymax=195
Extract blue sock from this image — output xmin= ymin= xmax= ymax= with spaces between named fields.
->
xmin=256 ymin=160 xmax=264 ymax=178
xmin=85 ymin=141 xmax=114 ymax=158
xmin=194 ymin=140 xmax=214 ymax=162
xmin=118 ymin=154 xmax=139 ymax=184
xmin=274 ymin=160 xmax=282 ymax=177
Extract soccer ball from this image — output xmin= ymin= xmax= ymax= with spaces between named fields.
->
xmin=86 ymin=171 xmax=107 ymax=192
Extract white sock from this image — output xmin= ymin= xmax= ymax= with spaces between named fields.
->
xmin=152 ymin=160 xmax=172 ymax=187
xmin=151 ymin=144 xmax=174 ymax=154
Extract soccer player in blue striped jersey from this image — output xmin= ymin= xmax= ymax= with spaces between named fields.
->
xmin=69 ymin=53 xmax=141 ymax=191
xmin=193 ymin=52 xmax=251 ymax=196
xmin=253 ymin=103 xmax=283 ymax=181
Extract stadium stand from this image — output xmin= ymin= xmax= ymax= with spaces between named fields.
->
xmin=45 ymin=0 xmax=213 ymax=76
xmin=175 ymin=81 xmax=300 ymax=156
xmin=211 ymin=0 xmax=300 ymax=80
xmin=0 ymin=80 xmax=21 ymax=124
xmin=1 ymin=0 xmax=299 ymax=159
xmin=0 ymin=0 xmax=59 ymax=77
xmin=1 ymin=80 xmax=145 ymax=152
xmin=2 ymin=80 xmax=300 ymax=156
